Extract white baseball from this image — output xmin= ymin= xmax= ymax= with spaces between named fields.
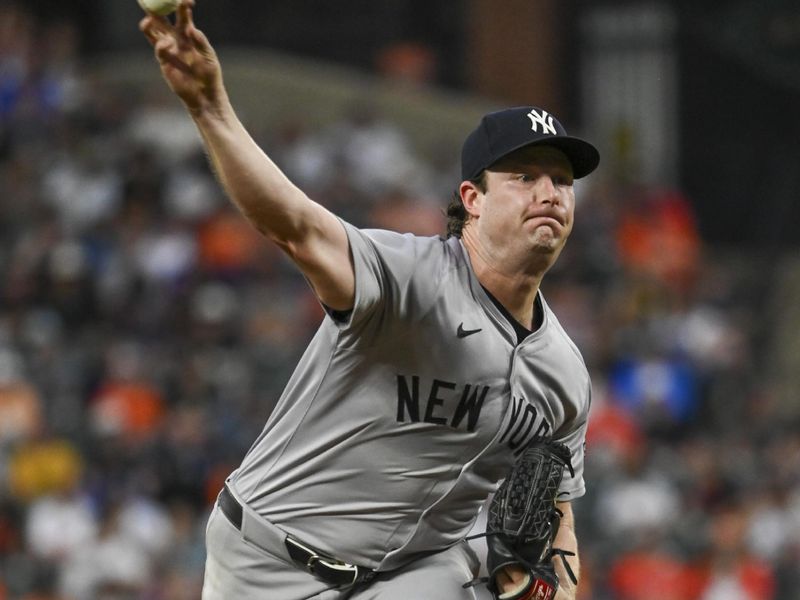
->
xmin=138 ymin=0 xmax=180 ymax=16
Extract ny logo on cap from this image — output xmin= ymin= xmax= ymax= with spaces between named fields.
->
xmin=527 ymin=109 xmax=557 ymax=136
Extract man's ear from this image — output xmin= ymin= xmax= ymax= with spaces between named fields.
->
xmin=459 ymin=180 xmax=483 ymax=218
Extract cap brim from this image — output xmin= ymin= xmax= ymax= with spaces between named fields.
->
xmin=491 ymin=136 xmax=600 ymax=179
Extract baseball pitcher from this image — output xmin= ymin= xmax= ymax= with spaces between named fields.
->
xmin=140 ymin=2 xmax=599 ymax=599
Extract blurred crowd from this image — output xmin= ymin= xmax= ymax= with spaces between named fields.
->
xmin=1 ymin=5 xmax=799 ymax=600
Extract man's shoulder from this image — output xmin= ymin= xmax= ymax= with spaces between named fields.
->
xmin=350 ymin=225 xmax=464 ymax=266
xmin=360 ymin=227 xmax=447 ymax=249
xmin=340 ymin=225 xmax=470 ymax=321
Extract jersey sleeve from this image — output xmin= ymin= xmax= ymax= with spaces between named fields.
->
xmin=336 ymin=220 xmax=446 ymax=331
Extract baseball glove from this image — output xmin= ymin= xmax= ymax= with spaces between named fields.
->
xmin=466 ymin=441 xmax=576 ymax=600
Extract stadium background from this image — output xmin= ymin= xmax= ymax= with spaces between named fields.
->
xmin=1 ymin=0 xmax=799 ymax=598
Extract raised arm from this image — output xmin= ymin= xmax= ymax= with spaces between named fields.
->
xmin=139 ymin=0 xmax=354 ymax=310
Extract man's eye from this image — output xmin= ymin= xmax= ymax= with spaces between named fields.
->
xmin=553 ymin=176 xmax=572 ymax=187
xmin=517 ymin=174 xmax=533 ymax=183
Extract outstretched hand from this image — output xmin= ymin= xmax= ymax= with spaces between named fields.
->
xmin=139 ymin=0 xmax=225 ymax=116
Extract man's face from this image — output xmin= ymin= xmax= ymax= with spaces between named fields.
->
xmin=463 ymin=146 xmax=576 ymax=268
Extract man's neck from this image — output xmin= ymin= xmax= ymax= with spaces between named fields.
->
xmin=478 ymin=270 xmax=541 ymax=330
xmin=462 ymin=237 xmax=545 ymax=330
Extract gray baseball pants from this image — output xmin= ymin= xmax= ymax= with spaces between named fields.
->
xmin=201 ymin=498 xmax=489 ymax=599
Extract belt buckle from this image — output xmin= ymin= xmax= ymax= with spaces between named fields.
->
xmin=305 ymin=552 xmax=321 ymax=572
xmin=316 ymin=556 xmax=360 ymax=587
xmin=287 ymin=536 xmax=361 ymax=587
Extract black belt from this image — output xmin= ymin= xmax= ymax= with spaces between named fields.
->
xmin=218 ymin=486 xmax=375 ymax=588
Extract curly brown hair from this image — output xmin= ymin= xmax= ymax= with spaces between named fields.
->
xmin=445 ymin=172 xmax=486 ymax=238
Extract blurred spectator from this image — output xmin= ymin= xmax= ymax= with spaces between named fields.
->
xmin=368 ymin=187 xmax=445 ymax=236
xmin=586 ymin=380 xmax=645 ymax=468
xmin=24 ymin=488 xmax=96 ymax=563
xmin=7 ymin=439 xmax=82 ymax=504
xmin=196 ymin=207 xmax=268 ymax=278
xmin=615 ymin=187 xmax=701 ymax=294
xmin=332 ymin=106 xmax=430 ymax=197
xmin=0 ymin=349 xmax=42 ymax=445
xmin=271 ymin=120 xmax=339 ymax=195
xmin=608 ymin=547 xmax=692 ymax=600
xmin=595 ymin=448 xmax=681 ymax=545
xmin=59 ymin=503 xmax=152 ymax=599
xmin=89 ymin=341 xmax=166 ymax=445
xmin=608 ymin=355 xmax=698 ymax=431
xmin=124 ymin=95 xmax=202 ymax=166
xmin=686 ymin=506 xmax=776 ymax=600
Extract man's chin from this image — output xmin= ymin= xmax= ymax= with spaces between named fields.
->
xmin=529 ymin=230 xmax=562 ymax=254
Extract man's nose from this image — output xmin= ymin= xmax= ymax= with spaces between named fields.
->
xmin=534 ymin=175 xmax=559 ymax=204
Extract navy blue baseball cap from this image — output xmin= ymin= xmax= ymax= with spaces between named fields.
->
xmin=461 ymin=106 xmax=600 ymax=181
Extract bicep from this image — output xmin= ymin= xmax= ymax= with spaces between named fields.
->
xmin=276 ymin=203 xmax=355 ymax=311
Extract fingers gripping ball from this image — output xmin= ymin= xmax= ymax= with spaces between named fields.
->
xmin=138 ymin=0 xmax=180 ymax=16
xmin=485 ymin=441 xmax=576 ymax=600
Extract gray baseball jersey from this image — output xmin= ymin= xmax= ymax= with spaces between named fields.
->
xmin=229 ymin=221 xmax=590 ymax=573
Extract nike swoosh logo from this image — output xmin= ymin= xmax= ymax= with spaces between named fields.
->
xmin=457 ymin=323 xmax=482 ymax=338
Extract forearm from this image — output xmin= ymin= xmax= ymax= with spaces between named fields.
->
xmin=141 ymin=3 xmax=325 ymax=249
xmin=553 ymin=502 xmax=580 ymax=600
xmin=191 ymin=102 xmax=354 ymax=308
xmin=191 ymin=101 xmax=321 ymax=247
xmin=141 ymin=4 xmax=354 ymax=308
